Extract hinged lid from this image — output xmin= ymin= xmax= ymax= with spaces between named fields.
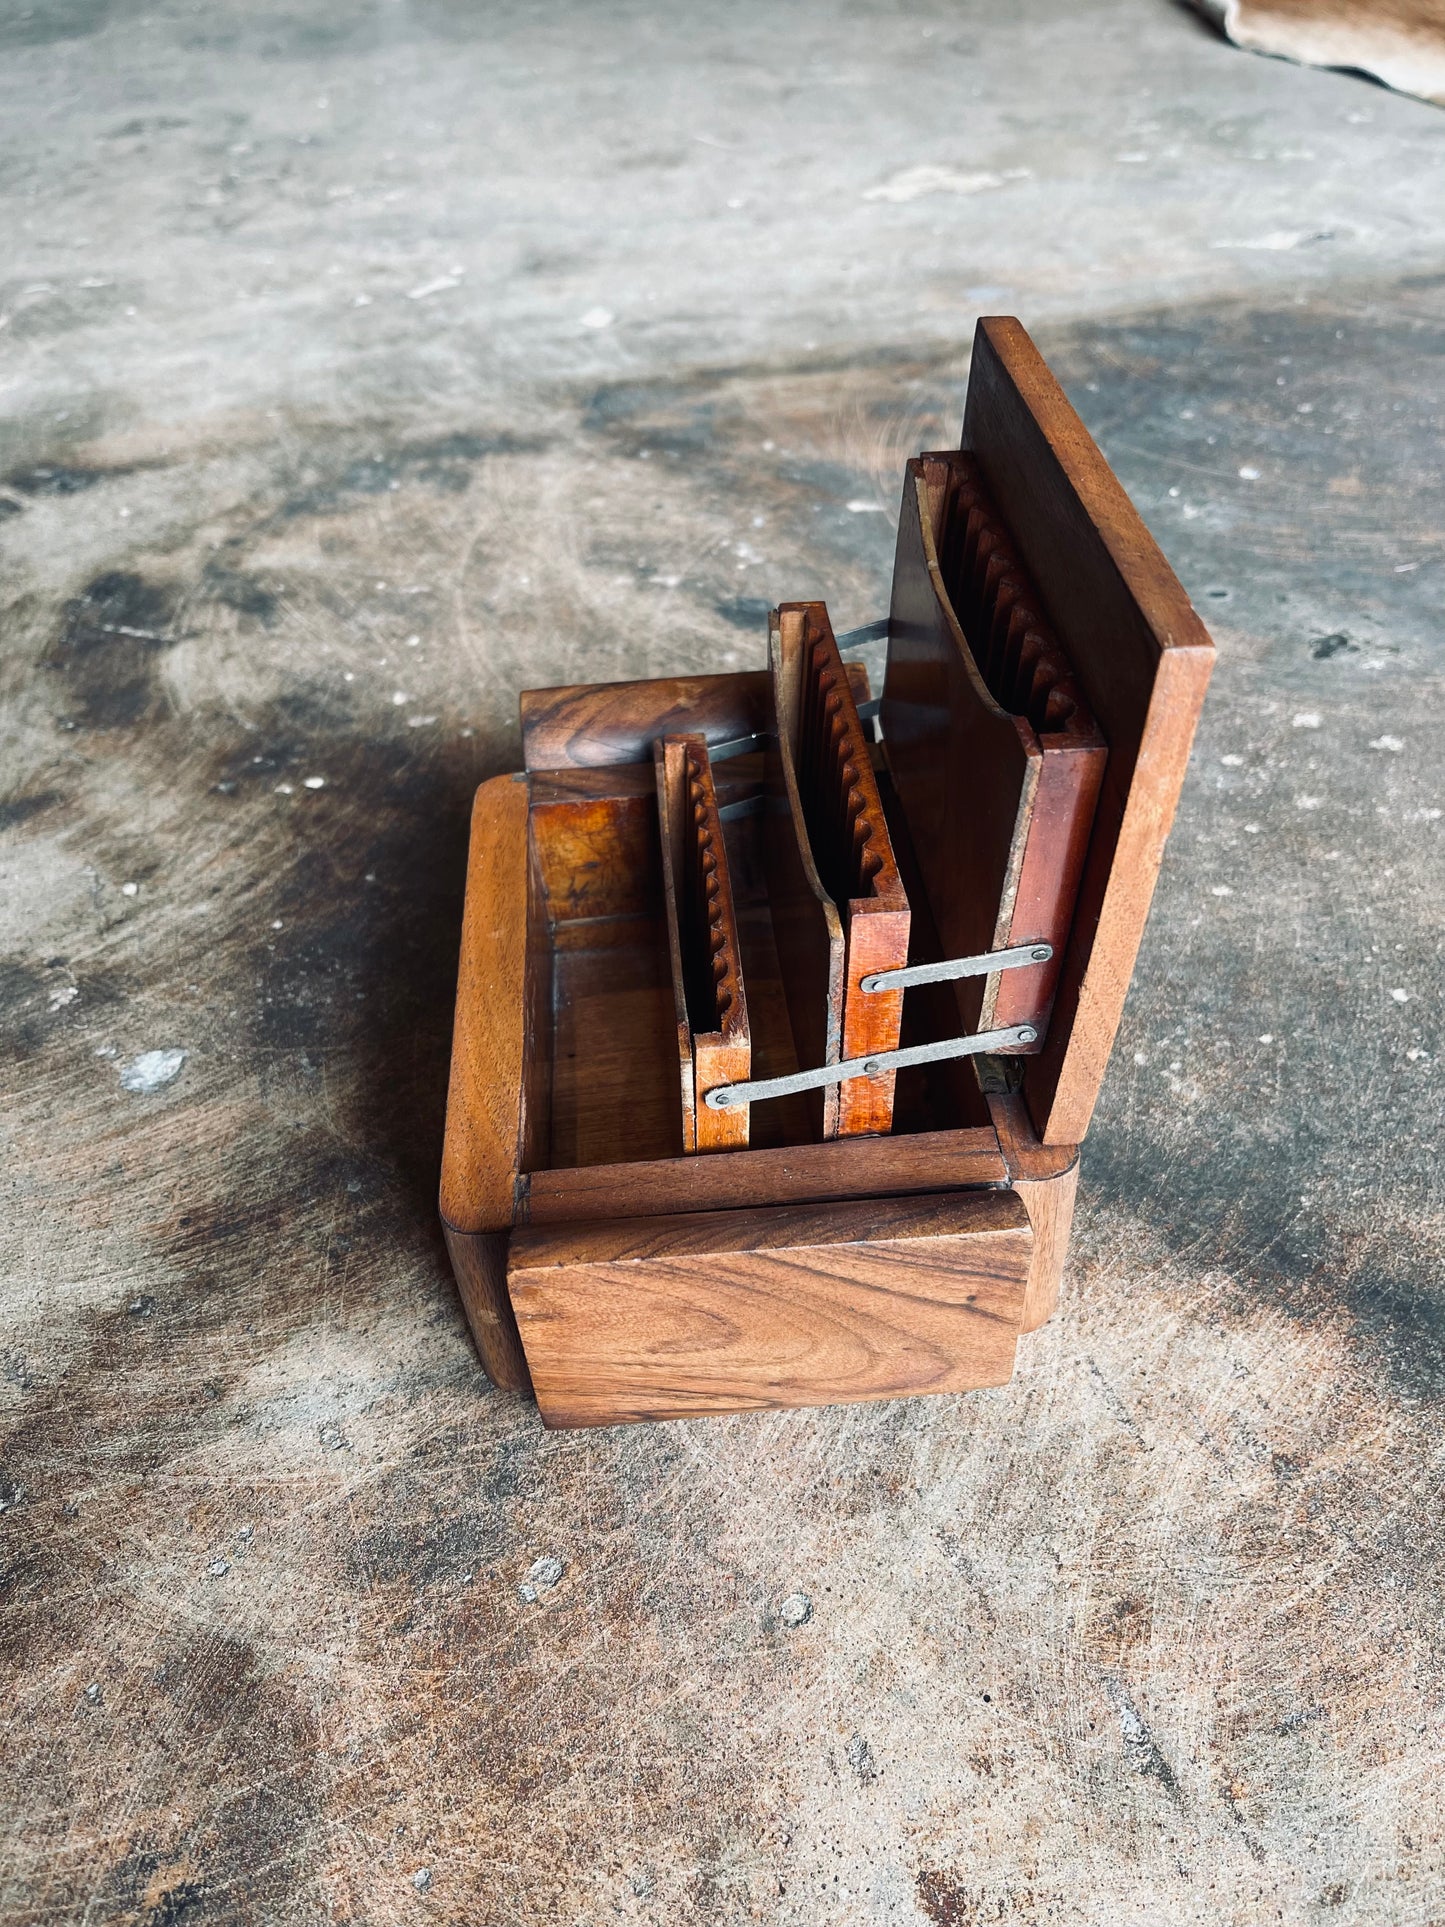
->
xmin=884 ymin=317 xmax=1214 ymax=1147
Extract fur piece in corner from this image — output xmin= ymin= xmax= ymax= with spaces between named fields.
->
xmin=1190 ymin=0 xmax=1445 ymax=105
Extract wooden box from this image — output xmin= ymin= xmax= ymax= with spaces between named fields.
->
xmin=439 ymin=318 xmax=1214 ymax=1428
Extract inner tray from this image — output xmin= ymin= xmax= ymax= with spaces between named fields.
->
xmin=526 ymin=757 xmax=991 ymax=1176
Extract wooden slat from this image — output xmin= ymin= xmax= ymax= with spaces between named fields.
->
xmin=784 ymin=603 xmax=911 ymax=1136
xmin=438 ymin=774 xmax=531 ymax=1235
xmin=764 ymin=607 xmax=846 ymax=1140
xmin=655 ymin=734 xmax=751 ymax=1152
xmin=507 ymin=1190 xmax=1033 ymax=1428
xmin=520 ymin=1125 xmax=1007 ymax=1223
xmin=438 ymin=775 xmax=536 ymax=1387
xmin=963 ymin=317 xmax=1215 ymax=1144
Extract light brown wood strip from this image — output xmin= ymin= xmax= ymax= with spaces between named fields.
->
xmin=786 ymin=602 xmax=911 ymax=1135
xmin=438 ymin=774 xmax=531 ymax=1234
xmin=656 ymin=734 xmax=751 ymax=1152
xmin=765 ymin=607 xmax=846 ymax=1140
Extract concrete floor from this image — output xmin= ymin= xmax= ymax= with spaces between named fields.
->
xmin=2 ymin=2 xmax=1444 ymax=1922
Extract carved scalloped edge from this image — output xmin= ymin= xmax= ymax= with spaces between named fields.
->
xmin=683 ymin=741 xmax=744 ymax=1036
xmin=947 ymin=454 xmax=1097 ymax=743
xmin=798 ymin=627 xmax=903 ymax=908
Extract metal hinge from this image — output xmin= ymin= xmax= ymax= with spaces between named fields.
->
xmin=703 ymin=1023 xmax=1038 ymax=1109
xmin=859 ymin=940 xmax=1052 ymax=995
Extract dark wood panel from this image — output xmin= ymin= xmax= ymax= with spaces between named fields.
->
xmin=882 ymin=462 xmax=1038 ymax=1043
xmin=963 ymin=316 xmax=1215 ymax=1143
xmin=546 ymin=926 xmax=682 ymax=1170
xmin=925 ymin=450 xmax=1108 ymax=1037
xmin=507 ymin=1190 xmax=1033 ymax=1427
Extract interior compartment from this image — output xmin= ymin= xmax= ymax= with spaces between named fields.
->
xmin=525 ymin=754 xmax=991 ymax=1175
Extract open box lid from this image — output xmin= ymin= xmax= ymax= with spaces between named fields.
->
xmin=923 ymin=317 xmax=1214 ymax=1146
xmin=505 ymin=316 xmax=1214 ymax=1161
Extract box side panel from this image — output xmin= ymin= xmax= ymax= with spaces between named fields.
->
xmin=438 ymin=774 xmax=532 ymax=1234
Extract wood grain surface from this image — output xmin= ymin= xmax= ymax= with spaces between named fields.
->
xmin=882 ymin=461 xmax=1043 ymax=1041
xmin=437 ymin=774 xmax=532 ymax=1235
xmin=521 ymin=663 xmax=874 ymax=771
xmin=655 ymin=735 xmax=751 ymax=1150
xmin=963 ymin=317 xmax=1216 ymax=1145
xmin=785 ymin=603 xmax=911 ymax=1134
xmin=518 ymin=1125 xmax=1009 ymax=1222
xmin=765 ymin=606 xmax=848 ymax=1139
xmin=507 ymin=1191 xmax=1033 ymax=1426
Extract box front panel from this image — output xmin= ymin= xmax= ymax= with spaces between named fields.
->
xmin=506 ymin=1191 xmax=1032 ymax=1427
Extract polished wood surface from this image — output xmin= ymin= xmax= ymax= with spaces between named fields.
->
xmin=521 ymin=663 xmax=873 ymax=772
xmin=765 ymin=606 xmax=846 ymax=1140
xmin=963 ymin=316 xmax=1215 ymax=1144
xmin=783 ymin=602 xmax=911 ymax=1135
xmin=523 ymin=669 xmax=772 ymax=771
xmin=438 ymin=773 xmax=532 ymax=1236
xmin=520 ymin=1125 xmax=1007 ymax=1223
xmin=882 ymin=464 xmax=1040 ymax=1045
xmin=656 ymin=734 xmax=751 ymax=1151
xmin=436 ymin=775 xmax=536 ymax=1384
xmin=528 ymin=763 xmax=656 ymax=922
xmin=442 ymin=1225 xmax=532 ymax=1391
xmin=928 ymin=450 xmax=1108 ymax=1038
xmin=507 ymin=1190 xmax=1034 ymax=1427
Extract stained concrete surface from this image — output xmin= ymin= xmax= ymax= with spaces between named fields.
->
xmin=2 ymin=2 xmax=1444 ymax=1923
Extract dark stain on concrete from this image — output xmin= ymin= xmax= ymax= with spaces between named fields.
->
xmin=4 ymin=463 xmax=113 ymax=497
xmin=714 ymin=592 xmax=774 ymax=630
xmin=0 ymin=958 xmax=57 ymax=1059
xmin=0 ymin=0 xmax=113 ymax=48
xmin=201 ymin=563 xmax=278 ymax=626
xmin=278 ymin=429 xmax=543 ymax=520
xmin=0 ymin=789 xmax=61 ymax=833
xmin=44 ymin=569 xmax=182 ymax=728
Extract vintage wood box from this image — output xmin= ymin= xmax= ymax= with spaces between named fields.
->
xmin=439 ymin=318 xmax=1214 ymax=1428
